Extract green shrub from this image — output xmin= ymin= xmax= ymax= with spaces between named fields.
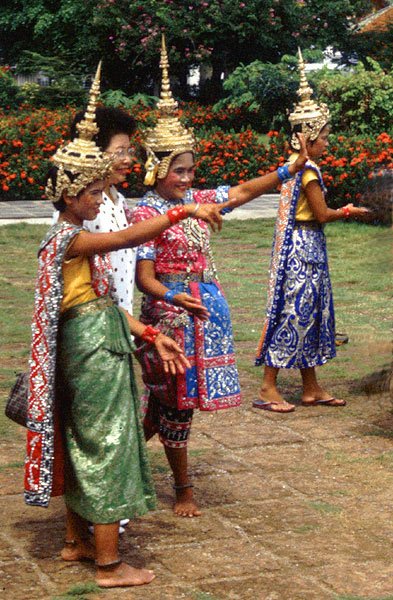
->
xmin=214 ymin=59 xmax=298 ymax=132
xmin=18 ymin=83 xmax=86 ymax=109
xmin=101 ymin=90 xmax=158 ymax=110
xmin=318 ymin=59 xmax=393 ymax=135
xmin=0 ymin=67 xmax=21 ymax=110
xmin=1 ymin=105 xmax=391 ymax=213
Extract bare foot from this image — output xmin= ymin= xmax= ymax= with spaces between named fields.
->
xmin=302 ymin=388 xmax=346 ymax=407
xmin=61 ymin=539 xmax=95 ymax=562
xmin=253 ymin=399 xmax=296 ymax=412
xmin=96 ymin=562 xmax=155 ymax=588
xmin=301 ymin=396 xmax=346 ymax=407
xmin=174 ymin=486 xmax=202 ymax=518
xmin=254 ymin=386 xmax=295 ymax=412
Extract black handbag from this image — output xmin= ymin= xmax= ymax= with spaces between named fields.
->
xmin=5 ymin=371 xmax=28 ymax=427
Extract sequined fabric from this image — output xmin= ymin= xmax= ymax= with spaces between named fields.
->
xmin=255 ymin=163 xmax=336 ymax=368
xmin=134 ymin=187 xmax=231 ymax=273
xmin=264 ymin=226 xmax=336 ymax=368
xmin=25 ymin=223 xmax=124 ymax=507
xmin=84 ymin=188 xmax=136 ymax=313
xmin=25 ymin=222 xmax=82 ymax=507
xmin=133 ymin=188 xmax=241 ymax=413
xmin=57 ymin=301 xmax=156 ymax=522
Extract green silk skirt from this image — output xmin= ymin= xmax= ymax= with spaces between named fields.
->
xmin=57 ymin=298 xmax=156 ymax=523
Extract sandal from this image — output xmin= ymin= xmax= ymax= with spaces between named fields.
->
xmin=335 ymin=332 xmax=349 ymax=346
xmin=252 ymin=399 xmax=296 ymax=413
xmin=301 ymin=397 xmax=346 ymax=407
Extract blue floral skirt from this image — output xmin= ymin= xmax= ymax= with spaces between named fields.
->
xmin=264 ymin=226 xmax=336 ymax=369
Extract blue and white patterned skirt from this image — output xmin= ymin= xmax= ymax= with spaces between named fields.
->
xmin=264 ymin=225 xmax=336 ymax=369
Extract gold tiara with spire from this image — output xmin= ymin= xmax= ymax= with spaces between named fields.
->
xmin=45 ymin=61 xmax=112 ymax=202
xmin=143 ymin=35 xmax=195 ymax=185
xmin=288 ymin=48 xmax=330 ymax=150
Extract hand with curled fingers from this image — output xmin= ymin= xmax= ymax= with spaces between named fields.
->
xmin=154 ymin=333 xmax=191 ymax=375
xmin=345 ymin=203 xmax=371 ymax=219
xmin=172 ymin=292 xmax=210 ymax=320
xmin=189 ymin=203 xmax=224 ymax=232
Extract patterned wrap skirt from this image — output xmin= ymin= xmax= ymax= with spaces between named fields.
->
xmin=135 ymin=279 xmax=242 ymax=412
xmin=263 ymin=224 xmax=336 ymax=369
xmin=56 ymin=298 xmax=156 ymax=523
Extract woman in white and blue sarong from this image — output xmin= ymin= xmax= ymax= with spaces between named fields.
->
xmin=254 ymin=51 xmax=369 ymax=413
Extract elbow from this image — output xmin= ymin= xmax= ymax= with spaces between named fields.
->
xmin=315 ymin=213 xmax=328 ymax=224
xmin=135 ymin=277 xmax=145 ymax=293
xmin=135 ymin=271 xmax=144 ymax=292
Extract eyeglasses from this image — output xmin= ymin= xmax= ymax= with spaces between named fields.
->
xmin=108 ymin=147 xmax=135 ymax=159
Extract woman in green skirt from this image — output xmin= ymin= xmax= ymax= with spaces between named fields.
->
xmin=24 ymin=65 xmax=225 ymax=588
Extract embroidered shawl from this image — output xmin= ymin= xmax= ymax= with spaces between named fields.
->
xmin=24 ymin=222 xmax=113 ymax=507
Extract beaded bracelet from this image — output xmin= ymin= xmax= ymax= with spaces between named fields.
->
xmin=341 ymin=205 xmax=351 ymax=218
xmin=167 ymin=205 xmax=188 ymax=224
xmin=164 ymin=289 xmax=178 ymax=304
xmin=277 ymin=164 xmax=292 ymax=182
xmin=141 ymin=325 xmax=160 ymax=344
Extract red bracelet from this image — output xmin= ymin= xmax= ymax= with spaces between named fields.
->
xmin=167 ymin=205 xmax=188 ymax=224
xmin=141 ymin=325 xmax=160 ymax=344
xmin=341 ymin=205 xmax=351 ymax=218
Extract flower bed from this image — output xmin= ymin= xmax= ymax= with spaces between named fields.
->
xmin=0 ymin=106 xmax=74 ymax=199
xmin=0 ymin=104 xmax=392 ymax=209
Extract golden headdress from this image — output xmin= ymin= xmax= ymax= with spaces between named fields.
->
xmin=288 ymin=48 xmax=330 ymax=150
xmin=45 ymin=62 xmax=112 ymax=203
xmin=143 ymin=35 xmax=196 ymax=185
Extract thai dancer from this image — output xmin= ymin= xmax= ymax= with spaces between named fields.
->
xmin=132 ymin=36 xmax=309 ymax=517
xmin=24 ymin=63 xmax=224 ymax=588
xmin=254 ymin=49 xmax=369 ymax=413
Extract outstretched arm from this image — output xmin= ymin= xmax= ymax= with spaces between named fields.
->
xmin=65 ymin=202 xmax=224 ymax=258
xmin=225 ymin=133 xmax=309 ymax=210
xmin=305 ymin=181 xmax=370 ymax=223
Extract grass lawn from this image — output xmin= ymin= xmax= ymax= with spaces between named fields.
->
xmin=0 ymin=219 xmax=391 ymax=437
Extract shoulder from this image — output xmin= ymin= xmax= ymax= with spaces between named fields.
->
xmin=302 ymin=160 xmax=321 ymax=188
xmin=135 ymin=191 xmax=167 ymax=215
xmin=38 ymin=222 xmax=81 ymax=257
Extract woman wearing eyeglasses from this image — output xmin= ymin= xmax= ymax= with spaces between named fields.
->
xmin=68 ymin=106 xmax=137 ymax=315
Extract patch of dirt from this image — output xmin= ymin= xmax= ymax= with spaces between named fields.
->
xmin=1 ymin=375 xmax=393 ymax=599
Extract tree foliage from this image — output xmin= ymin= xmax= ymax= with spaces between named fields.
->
xmin=213 ymin=52 xmax=393 ymax=136
xmin=0 ymin=0 xmax=370 ymax=99
xmin=318 ymin=59 xmax=393 ymax=135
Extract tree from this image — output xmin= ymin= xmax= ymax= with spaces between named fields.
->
xmin=0 ymin=0 xmax=371 ymax=99
xmin=93 ymin=0 xmax=370 ymax=98
xmin=318 ymin=59 xmax=393 ymax=134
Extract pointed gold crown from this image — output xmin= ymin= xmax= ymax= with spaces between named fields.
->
xmin=143 ymin=35 xmax=195 ymax=185
xmin=288 ymin=48 xmax=330 ymax=150
xmin=45 ymin=62 xmax=112 ymax=202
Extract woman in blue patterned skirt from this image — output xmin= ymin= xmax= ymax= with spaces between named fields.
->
xmin=254 ymin=51 xmax=369 ymax=413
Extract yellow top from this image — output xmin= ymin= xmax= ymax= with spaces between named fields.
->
xmin=61 ymin=254 xmax=97 ymax=313
xmin=289 ymin=154 xmax=319 ymax=221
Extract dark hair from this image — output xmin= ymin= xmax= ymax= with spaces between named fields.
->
xmin=70 ymin=106 xmax=136 ymax=151
xmin=46 ymin=166 xmax=80 ymax=212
